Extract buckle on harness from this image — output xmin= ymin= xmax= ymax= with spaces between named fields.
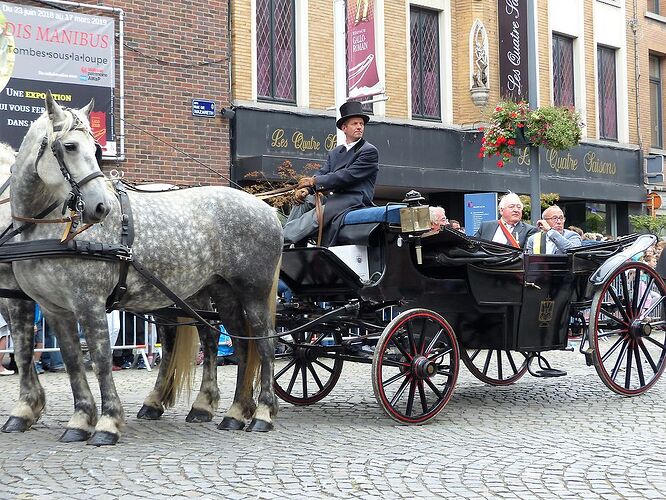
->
xmin=118 ymin=247 xmax=133 ymax=261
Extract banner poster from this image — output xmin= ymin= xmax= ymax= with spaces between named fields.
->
xmin=464 ymin=192 xmax=498 ymax=236
xmin=346 ymin=0 xmax=382 ymax=100
xmin=497 ymin=0 xmax=528 ymax=102
xmin=0 ymin=2 xmax=115 ymax=155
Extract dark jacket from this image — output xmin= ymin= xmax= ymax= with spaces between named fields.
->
xmin=315 ymin=138 xmax=379 ymax=245
xmin=474 ymin=219 xmax=538 ymax=248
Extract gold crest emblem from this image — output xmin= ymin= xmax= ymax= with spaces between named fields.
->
xmin=538 ymin=299 xmax=554 ymax=324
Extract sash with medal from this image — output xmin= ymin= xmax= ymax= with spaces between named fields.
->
xmin=498 ymin=220 xmax=520 ymax=248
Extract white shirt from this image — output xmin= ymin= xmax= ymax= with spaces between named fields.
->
xmin=344 ymin=139 xmax=361 ymax=151
xmin=492 ymin=221 xmax=516 ymax=245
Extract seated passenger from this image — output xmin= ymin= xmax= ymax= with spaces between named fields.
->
xmin=283 ymin=100 xmax=379 ymax=247
xmin=474 ymin=193 xmax=537 ymax=248
xmin=526 ymin=205 xmax=582 ymax=254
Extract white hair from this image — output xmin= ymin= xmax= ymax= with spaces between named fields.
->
xmin=498 ymin=193 xmax=522 ymax=210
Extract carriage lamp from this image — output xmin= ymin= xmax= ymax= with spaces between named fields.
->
xmin=399 ymin=190 xmax=430 ymax=265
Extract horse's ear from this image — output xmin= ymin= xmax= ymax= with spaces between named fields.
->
xmin=80 ymin=98 xmax=95 ymax=118
xmin=44 ymin=90 xmax=65 ymax=123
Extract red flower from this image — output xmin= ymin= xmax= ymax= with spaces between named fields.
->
xmin=480 ymin=146 xmax=486 ymax=152
xmin=478 ymin=152 xmax=484 ymax=158
xmin=511 ymin=112 xmax=517 ymax=118
xmin=481 ymin=137 xmax=486 ymax=144
xmin=517 ymin=123 xmax=524 ymax=128
xmin=507 ymin=139 xmax=516 ymax=146
xmin=495 ymin=106 xmax=503 ymax=112
xmin=497 ymin=160 xmax=504 ymax=168
xmin=479 ymin=127 xmax=485 ymax=132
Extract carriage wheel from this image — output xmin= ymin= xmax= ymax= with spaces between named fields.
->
xmin=273 ymin=330 xmax=343 ymax=405
xmin=372 ymin=309 xmax=459 ymax=424
xmin=589 ymin=261 xmax=666 ymax=396
xmin=460 ymin=349 xmax=529 ymax=385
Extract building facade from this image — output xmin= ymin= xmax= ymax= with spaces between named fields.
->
xmin=2 ymin=0 xmax=231 ymax=186
xmin=230 ymin=0 xmax=654 ymax=235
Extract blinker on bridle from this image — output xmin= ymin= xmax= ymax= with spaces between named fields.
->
xmin=34 ymin=110 xmax=105 ymax=216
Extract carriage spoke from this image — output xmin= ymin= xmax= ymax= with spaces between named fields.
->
xmin=597 ymin=328 xmax=628 ymax=338
xmin=620 ymin=272 xmax=632 ymax=318
xmin=639 ymin=296 xmax=665 ymax=320
xmin=482 ymin=350 xmax=493 ymax=375
xmin=417 ymin=380 xmax=429 ymax=414
xmin=638 ymin=339 xmax=659 ymax=373
xmin=633 ymin=345 xmax=646 ymax=387
xmin=601 ymin=335 xmax=627 ymax=363
xmin=424 ymin=376 xmax=444 ymax=398
xmin=624 ymin=344 xmax=634 ymax=389
xmin=383 ymin=370 xmax=409 ymax=388
xmin=506 ymin=351 xmax=520 ymax=374
xmin=274 ymin=358 xmax=297 ymax=380
xmin=425 ymin=329 xmax=444 ymax=356
xmin=496 ymin=350 xmax=503 ymax=379
xmin=599 ymin=307 xmax=627 ymax=327
xmin=417 ymin=318 xmax=428 ymax=354
xmin=636 ymin=276 xmax=655 ymax=313
xmin=427 ymin=346 xmax=452 ymax=362
xmin=306 ymin=364 xmax=325 ymax=392
xmin=406 ymin=323 xmax=417 ymax=356
xmin=631 ymin=268 xmax=642 ymax=313
xmin=286 ymin=362 xmax=300 ymax=393
xmin=300 ymin=364 xmax=308 ymax=398
xmin=312 ymin=359 xmax=336 ymax=374
xmin=467 ymin=348 xmax=481 ymax=362
xmin=405 ymin=379 xmax=417 ymax=416
xmin=389 ymin=377 xmax=411 ymax=406
xmin=610 ymin=340 xmax=629 ymax=381
xmin=390 ymin=336 xmax=413 ymax=361
xmin=644 ymin=335 xmax=666 ymax=350
xmin=608 ymin=286 xmax=631 ymax=323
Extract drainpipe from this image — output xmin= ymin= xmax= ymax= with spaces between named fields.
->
xmin=629 ymin=0 xmax=646 ymax=194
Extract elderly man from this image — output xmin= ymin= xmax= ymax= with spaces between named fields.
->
xmin=284 ymin=100 xmax=379 ymax=247
xmin=474 ymin=193 xmax=537 ymax=248
xmin=526 ymin=205 xmax=582 ymax=254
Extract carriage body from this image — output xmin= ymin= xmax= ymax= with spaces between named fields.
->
xmin=276 ymin=203 xmax=665 ymax=423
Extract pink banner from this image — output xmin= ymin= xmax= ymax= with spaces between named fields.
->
xmin=346 ymin=0 xmax=382 ymax=99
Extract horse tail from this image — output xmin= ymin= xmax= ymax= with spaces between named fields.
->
xmin=160 ymin=318 xmax=199 ymax=408
xmin=243 ymin=254 xmax=282 ymax=395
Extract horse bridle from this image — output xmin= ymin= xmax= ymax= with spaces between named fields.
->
xmin=34 ymin=110 xmax=105 ymax=215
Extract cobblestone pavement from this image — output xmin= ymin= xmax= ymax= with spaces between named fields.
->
xmin=1 ymin=348 xmax=665 ymax=499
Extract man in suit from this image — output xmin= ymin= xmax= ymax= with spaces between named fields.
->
xmin=526 ymin=205 xmax=582 ymax=254
xmin=284 ymin=100 xmax=379 ymax=247
xmin=474 ymin=193 xmax=537 ymax=248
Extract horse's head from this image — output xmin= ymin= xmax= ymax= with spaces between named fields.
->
xmin=31 ymin=91 xmax=114 ymax=223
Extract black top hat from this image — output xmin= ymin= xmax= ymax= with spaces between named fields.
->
xmin=336 ymin=100 xmax=370 ymax=129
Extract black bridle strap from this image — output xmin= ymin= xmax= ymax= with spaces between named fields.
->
xmin=0 ymin=200 xmax=62 ymax=247
xmin=106 ymin=182 xmax=134 ymax=311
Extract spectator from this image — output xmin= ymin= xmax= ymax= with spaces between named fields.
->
xmin=474 ymin=193 xmax=537 ymax=248
xmin=35 ymin=304 xmax=65 ymax=373
xmin=448 ymin=219 xmax=464 ymax=232
xmin=526 ymin=205 xmax=582 ymax=254
xmin=113 ymin=313 xmax=147 ymax=370
xmin=568 ymin=225 xmax=584 ymax=238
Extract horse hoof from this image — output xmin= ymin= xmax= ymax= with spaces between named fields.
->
xmin=137 ymin=404 xmax=164 ymax=420
xmin=217 ymin=416 xmax=245 ymax=431
xmin=59 ymin=428 xmax=92 ymax=443
xmin=245 ymin=418 xmax=273 ymax=432
xmin=186 ymin=408 xmax=213 ymax=423
xmin=1 ymin=416 xmax=30 ymax=433
xmin=87 ymin=431 xmax=119 ymax=447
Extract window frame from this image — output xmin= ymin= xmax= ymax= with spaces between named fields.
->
xmin=256 ymin=0 xmax=297 ymax=104
xmin=648 ymin=0 xmax=660 ymax=14
xmin=552 ymin=33 xmax=575 ymax=108
xmin=410 ymin=6 xmax=441 ymax=121
xmin=597 ymin=45 xmax=618 ymax=141
xmin=650 ymin=55 xmax=663 ymax=149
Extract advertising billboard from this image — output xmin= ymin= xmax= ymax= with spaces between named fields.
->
xmin=0 ymin=2 xmax=115 ymax=155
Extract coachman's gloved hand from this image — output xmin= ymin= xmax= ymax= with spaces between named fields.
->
xmin=297 ymin=176 xmax=315 ymax=189
xmin=293 ymin=188 xmax=309 ymax=205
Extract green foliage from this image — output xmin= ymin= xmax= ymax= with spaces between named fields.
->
xmin=480 ymin=101 xmax=583 ymax=168
xmin=629 ymin=215 xmax=666 ymax=236
xmin=585 ymin=212 xmax=605 ymax=233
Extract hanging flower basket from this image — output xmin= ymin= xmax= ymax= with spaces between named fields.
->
xmin=479 ymin=101 xmax=582 ymax=168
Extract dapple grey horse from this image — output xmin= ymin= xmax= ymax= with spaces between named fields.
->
xmin=5 ymin=92 xmax=283 ymax=445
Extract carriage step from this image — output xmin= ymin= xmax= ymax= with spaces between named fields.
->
xmin=532 ymin=368 xmax=567 ymax=378
xmin=583 ymin=348 xmax=595 ymax=367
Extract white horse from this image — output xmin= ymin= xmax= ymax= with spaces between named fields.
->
xmin=5 ymin=92 xmax=283 ymax=445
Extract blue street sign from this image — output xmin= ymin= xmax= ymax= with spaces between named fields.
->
xmin=464 ymin=193 xmax=498 ymax=236
xmin=192 ymin=99 xmax=216 ymax=117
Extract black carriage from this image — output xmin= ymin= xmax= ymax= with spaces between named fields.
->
xmin=275 ymin=194 xmax=665 ymax=424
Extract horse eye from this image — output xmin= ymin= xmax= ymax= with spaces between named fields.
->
xmin=63 ymin=143 xmax=77 ymax=152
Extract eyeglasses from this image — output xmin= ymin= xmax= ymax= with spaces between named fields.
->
xmin=545 ymin=216 xmax=565 ymax=221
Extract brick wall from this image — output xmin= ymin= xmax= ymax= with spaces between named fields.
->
xmin=4 ymin=0 xmax=231 ymax=186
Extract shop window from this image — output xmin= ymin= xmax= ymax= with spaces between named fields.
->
xmin=552 ymin=34 xmax=575 ymax=108
xmin=648 ymin=0 xmax=660 ymax=14
xmin=650 ymin=55 xmax=663 ymax=149
xmin=256 ymin=0 xmax=296 ymax=103
xmin=597 ymin=46 xmax=618 ymax=141
xmin=410 ymin=7 xmax=441 ymax=120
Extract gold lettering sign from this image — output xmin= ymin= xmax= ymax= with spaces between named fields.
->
xmin=584 ymin=151 xmax=617 ymax=176
xmin=291 ymin=131 xmax=321 ymax=152
xmin=546 ymin=149 xmax=578 ymax=173
xmin=516 ymin=147 xmax=530 ymax=166
xmin=271 ymin=129 xmax=288 ymax=149
xmin=325 ymin=134 xmax=337 ymax=151
xmin=538 ymin=298 xmax=554 ymax=325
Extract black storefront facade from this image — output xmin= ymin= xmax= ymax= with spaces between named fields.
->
xmin=231 ymin=106 xmax=645 ymax=236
